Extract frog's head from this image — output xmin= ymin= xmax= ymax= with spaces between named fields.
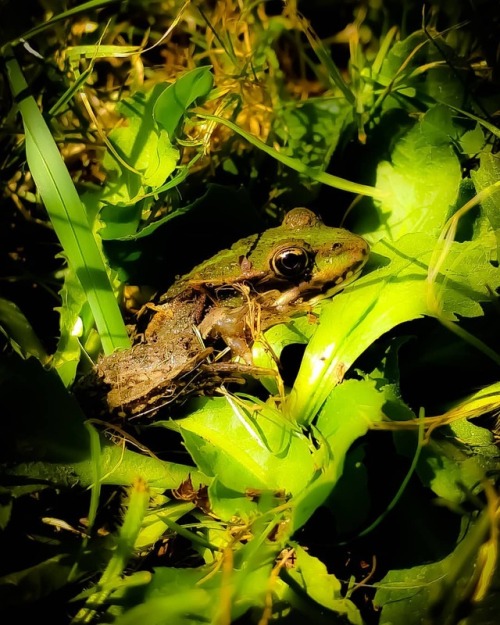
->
xmin=256 ymin=207 xmax=370 ymax=306
xmin=167 ymin=207 xmax=369 ymax=307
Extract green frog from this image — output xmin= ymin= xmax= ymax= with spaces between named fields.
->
xmin=95 ymin=208 xmax=369 ymax=416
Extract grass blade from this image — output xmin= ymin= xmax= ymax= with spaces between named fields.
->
xmin=197 ymin=113 xmax=386 ymax=199
xmin=5 ymin=46 xmax=129 ymax=355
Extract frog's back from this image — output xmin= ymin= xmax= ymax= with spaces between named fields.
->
xmin=164 ymin=233 xmax=262 ymax=298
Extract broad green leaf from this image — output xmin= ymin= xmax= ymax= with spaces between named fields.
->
xmin=377 ymin=30 xmax=467 ymax=110
xmin=93 ymin=83 xmax=180 ymax=239
xmin=374 ymin=512 xmax=493 ymax=625
xmin=0 ymin=350 xmax=208 ymax=493
xmin=287 ymin=378 xmax=388 ymax=534
xmin=287 ymin=232 xmax=500 ymax=424
xmin=284 ymin=544 xmax=363 ymax=625
xmin=459 ymin=124 xmax=485 ymax=156
xmin=96 ymin=68 xmax=214 ymax=239
xmin=110 ymin=169 xmax=196 ymax=241
xmin=396 ymin=384 xmax=500 ymax=503
xmin=0 ymin=489 xmax=12 ymax=530
xmin=471 ymin=152 xmax=500 ymax=258
xmin=316 ymin=378 xmax=387 ymax=467
xmin=108 ymin=540 xmax=278 ymax=624
xmin=134 ymin=501 xmax=195 ymax=552
xmin=112 ymin=589 xmax=213 ymax=625
xmin=0 ymin=352 xmax=89 ymax=465
xmin=160 ymin=396 xmax=316 ymax=520
xmin=272 ymin=97 xmax=352 ymax=173
xmin=6 ymin=443 xmax=209 ymax=494
xmin=105 ymin=118 xmax=177 ymax=189
xmin=5 ymin=48 xmax=129 ymax=355
xmin=0 ymin=554 xmax=75 ymax=607
xmin=413 ymin=421 xmax=499 ymax=503
xmin=375 ymin=105 xmax=461 ymax=241
xmin=0 ymin=298 xmax=48 ymax=363
xmin=153 ymin=66 xmax=214 ymax=138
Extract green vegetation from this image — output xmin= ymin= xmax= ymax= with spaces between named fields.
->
xmin=1 ymin=1 xmax=500 ymax=624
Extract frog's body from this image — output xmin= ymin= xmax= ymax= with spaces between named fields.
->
xmin=95 ymin=208 xmax=369 ymax=416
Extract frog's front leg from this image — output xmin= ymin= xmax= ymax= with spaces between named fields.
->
xmin=198 ymin=304 xmax=254 ymax=364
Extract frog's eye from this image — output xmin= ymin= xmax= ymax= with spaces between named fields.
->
xmin=271 ymin=246 xmax=312 ymax=279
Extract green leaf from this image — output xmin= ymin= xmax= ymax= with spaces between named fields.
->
xmin=273 ymin=98 xmax=352 ymax=174
xmin=375 ymin=105 xmax=461 ymax=241
xmin=374 ymin=512 xmax=493 ymax=625
xmin=0 ymin=350 xmax=208 ymax=493
xmin=153 ymin=66 xmax=214 ymax=138
xmin=107 ymin=118 xmax=178 ymax=188
xmin=284 ymin=544 xmax=363 ymax=625
xmin=316 ymin=378 xmax=387 ymax=465
xmin=459 ymin=124 xmax=485 ymax=156
xmin=471 ymin=152 xmax=500 ymax=258
xmin=0 ymin=352 xmax=90 ymax=466
xmin=395 ymin=385 xmax=500 ymax=504
xmin=51 ymin=266 xmax=88 ymax=386
xmin=286 ymin=378 xmax=389 ymax=534
xmin=92 ymin=83 xmax=180 ymax=239
xmin=287 ymin=232 xmax=500 ymax=424
xmin=377 ymin=30 xmax=467 ymax=110
xmin=108 ymin=540 xmax=278 ymax=624
xmin=161 ymin=397 xmax=315 ymax=519
xmin=134 ymin=501 xmax=195 ymax=552
xmin=72 ymin=478 xmax=151 ymax=624
xmin=6 ymin=443 xmax=209 ymax=494
xmin=0 ymin=298 xmax=48 ymax=363
xmin=0 ymin=554 xmax=75 ymax=607
xmin=414 ymin=422 xmax=499 ymax=503
xmin=0 ymin=490 xmax=13 ymax=530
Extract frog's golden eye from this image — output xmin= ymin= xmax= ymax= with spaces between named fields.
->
xmin=270 ymin=246 xmax=312 ymax=279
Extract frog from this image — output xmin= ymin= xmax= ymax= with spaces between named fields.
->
xmin=94 ymin=207 xmax=369 ymax=416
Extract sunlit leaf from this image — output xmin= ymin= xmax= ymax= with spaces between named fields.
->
xmin=471 ymin=152 xmax=500 ymax=257
xmin=153 ymin=66 xmax=214 ymax=138
xmin=51 ymin=265 xmax=88 ymax=386
xmin=160 ymin=397 xmax=315 ymax=520
xmin=0 ymin=298 xmax=48 ymax=364
xmin=374 ymin=105 xmax=461 ymax=241
xmin=287 ymin=232 xmax=500 ymax=424
xmin=5 ymin=48 xmax=130 ymax=355
xmin=284 ymin=544 xmax=363 ymax=625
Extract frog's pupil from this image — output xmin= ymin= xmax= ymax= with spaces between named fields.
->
xmin=272 ymin=247 xmax=310 ymax=278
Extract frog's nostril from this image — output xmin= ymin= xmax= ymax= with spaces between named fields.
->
xmin=331 ymin=242 xmax=343 ymax=251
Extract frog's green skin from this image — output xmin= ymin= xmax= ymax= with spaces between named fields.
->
xmin=165 ymin=207 xmax=369 ymax=307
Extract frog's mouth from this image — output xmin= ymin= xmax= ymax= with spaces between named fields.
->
xmin=271 ymin=257 xmax=368 ymax=309
xmin=301 ymin=257 xmax=368 ymax=303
